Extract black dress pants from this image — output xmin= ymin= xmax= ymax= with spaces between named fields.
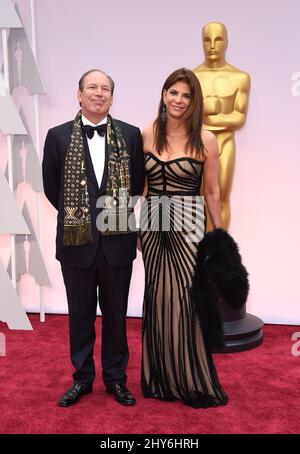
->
xmin=61 ymin=236 xmax=132 ymax=386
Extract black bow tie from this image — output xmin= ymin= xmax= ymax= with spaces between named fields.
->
xmin=83 ymin=123 xmax=107 ymax=139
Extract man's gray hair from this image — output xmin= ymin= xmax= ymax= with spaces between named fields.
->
xmin=78 ymin=69 xmax=115 ymax=94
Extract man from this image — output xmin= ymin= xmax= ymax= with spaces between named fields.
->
xmin=193 ymin=22 xmax=250 ymax=230
xmin=42 ymin=69 xmax=145 ymax=407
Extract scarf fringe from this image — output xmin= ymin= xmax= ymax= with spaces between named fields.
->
xmin=63 ymin=112 xmax=132 ymax=246
xmin=101 ymin=211 xmax=135 ymax=236
xmin=63 ymin=223 xmax=93 ymax=246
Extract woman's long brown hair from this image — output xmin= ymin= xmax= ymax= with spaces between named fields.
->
xmin=154 ymin=68 xmax=205 ymax=159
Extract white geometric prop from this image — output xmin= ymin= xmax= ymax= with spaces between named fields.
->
xmin=5 ymin=15 xmax=46 ymax=95
xmin=7 ymin=234 xmax=27 ymax=282
xmin=0 ymin=259 xmax=32 ymax=330
xmin=0 ymin=0 xmax=23 ymax=28
xmin=21 ymin=203 xmax=51 ymax=286
xmin=9 ymin=147 xmax=23 ymax=190
xmin=25 ymin=148 xmax=43 ymax=192
xmin=0 ymin=73 xmax=26 ymax=134
xmin=0 ymin=170 xmax=30 ymax=234
xmin=4 ymin=165 xmax=9 ymax=181
xmin=1 ymin=0 xmax=48 ymax=323
xmin=12 ymin=109 xmax=43 ymax=191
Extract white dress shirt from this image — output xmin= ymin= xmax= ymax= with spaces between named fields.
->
xmin=81 ymin=114 xmax=106 ymax=188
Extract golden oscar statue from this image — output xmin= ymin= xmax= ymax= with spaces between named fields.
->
xmin=194 ymin=21 xmax=250 ymax=231
xmin=194 ymin=22 xmax=263 ymax=352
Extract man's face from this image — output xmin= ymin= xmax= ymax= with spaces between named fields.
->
xmin=202 ymin=23 xmax=228 ymax=63
xmin=77 ymin=71 xmax=113 ymax=121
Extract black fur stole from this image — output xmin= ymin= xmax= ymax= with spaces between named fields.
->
xmin=191 ymin=228 xmax=250 ymax=350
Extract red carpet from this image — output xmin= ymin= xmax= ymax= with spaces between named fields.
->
xmin=0 ymin=315 xmax=299 ymax=434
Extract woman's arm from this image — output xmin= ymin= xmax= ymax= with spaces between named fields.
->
xmin=141 ymin=127 xmax=152 ymax=197
xmin=136 ymin=127 xmax=151 ymax=252
xmin=202 ymin=131 xmax=221 ymax=229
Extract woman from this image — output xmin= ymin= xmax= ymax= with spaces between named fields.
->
xmin=140 ymin=68 xmax=228 ymax=408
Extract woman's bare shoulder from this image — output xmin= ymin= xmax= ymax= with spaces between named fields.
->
xmin=142 ymin=124 xmax=155 ymax=152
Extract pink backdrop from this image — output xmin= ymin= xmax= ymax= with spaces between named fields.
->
xmin=1 ymin=0 xmax=300 ymax=324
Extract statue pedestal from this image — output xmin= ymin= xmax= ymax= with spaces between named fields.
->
xmin=213 ymin=300 xmax=264 ymax=353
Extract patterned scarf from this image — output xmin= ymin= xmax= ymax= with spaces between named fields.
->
xmin=63 ymin=111 xmax=132 ymax=245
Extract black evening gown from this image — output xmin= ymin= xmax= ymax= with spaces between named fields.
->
xmin=140 ymin=152 xmax=228 ymax=408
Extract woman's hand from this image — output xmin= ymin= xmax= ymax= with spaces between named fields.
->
xmin=137 ymin=235 xmax=142 ymax=252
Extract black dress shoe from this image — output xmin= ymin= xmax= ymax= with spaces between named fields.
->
xmin=106 ymin=384 xmax=136 ymax=406
xmin=58 ymin=383 xmax=93 ymax=407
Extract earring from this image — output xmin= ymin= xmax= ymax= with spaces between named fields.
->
xmin=161 ymin=104 xmax=167 ymax=122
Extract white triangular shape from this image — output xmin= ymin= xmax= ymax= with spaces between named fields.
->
xmin=5 ymin=11 xmax=46 ymax=95
xmin=0 ymin=170 xmax=30 ymax=234
xmin=11 ymin=146 xmax=24 ymax=190
xmin=4 ymin=160 xmax=23 ymax=191
xmin=4 ymin=165 xmax=9 ymax=181
xmin=0 ymin=0 xmax=23 ymax=28
xmin=25 ymin=149 xmax=43 ymax=192
xmin=0 ymin=74 xmax=26 ymax=134
xmin=22 ymin=204 xmax=51 ymax=286
xmin=7 ymin=256 xmax=12 ymax=279
xmin=0 ymin=260 xmax=32 ymax=330
xmin=12 ymin=109 xmax=43 ymax=192
xmin=7 ymin=235 xmax=28 ymax=282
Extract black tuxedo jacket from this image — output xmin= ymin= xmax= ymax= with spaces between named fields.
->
xmin=42 ymin=119 xmax=145 ymax=269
